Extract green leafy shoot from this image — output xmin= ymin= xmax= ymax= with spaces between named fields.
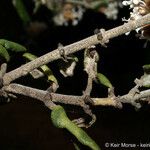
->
xmin=0 ymin=44 xmax=10 ymax=62
xmin=12 ymin=0 xmax=31 ymax=26
xmin=97 ymin=73 xmax=112 ymax=88
xmin=51 ymin=105 xmax=100 ymax=150
xmin=0 ymin=39 xmax=27 ymax=52
xmin=23 ymin=53 xmax=58 ymax=84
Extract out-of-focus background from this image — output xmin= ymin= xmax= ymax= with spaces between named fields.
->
xmin=0 ymin=0 xmax=150 ymax=149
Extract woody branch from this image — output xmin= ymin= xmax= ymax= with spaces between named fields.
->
xmin=3 ymin=13 xmax=150 ymax=85
xmin=3 ymin=83 xmax=150 ymax=110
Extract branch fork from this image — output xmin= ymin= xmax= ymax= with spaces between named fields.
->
xmin=0 ymin=13 xmax=150 ymax=128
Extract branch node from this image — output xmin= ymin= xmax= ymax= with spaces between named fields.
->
xmin=44 ymin=92 xmax=56 ymax=110
xmin=71 ymin=95 xmax=96 ymax=128
xmin=78 ymin=95 xmax=96 ymax=128
xmin=83 ymin=104 xmax=96 ymax=128
xmin=72 ymin=118 xmax=86 ymax=128
xmin=108 ymin=87 xmax=115 ymax=98
xmin=58 ymin=43 xmax=68 ymax=62
xmin=94 ymin=28 xmax=109 ymax=47
xmin=83 ymin=95 xmax=94 ymax=105
xmin=128 ymin=85 xmax=140 ymax=98
xmin=115 ymin=96 xmax=123 ymax=109
xmin=134 ymin=78 xmax=143 ymax=87
xmin=46 ymin=82 xmax=59 ymax=93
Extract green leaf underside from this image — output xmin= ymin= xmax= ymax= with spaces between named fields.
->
xmin=97 ymin=73 xmax=112 ymax=88
xmin=51 ymin=105 xmax=100 ymax=150
xmin=0 ymin=44 xmax=10 ymax=62
xmin=23 ymin=53 xmax=57 ymax=83
xmin=0 ymin=39 xmax=27 ymax=52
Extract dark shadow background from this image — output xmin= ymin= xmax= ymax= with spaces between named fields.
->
xmin=0 ymin=0 xmax=150 ymax=150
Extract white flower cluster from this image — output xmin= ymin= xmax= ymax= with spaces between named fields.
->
xmin=122 ymin=0 xmax=146 ymax=8
xmin=103 ymin=1 xmax=119 ymax=20
xmin=33 ymin=0 xmax=85 ymax=26
xmin=122 ymin=0 xmax=146 ymax=34
xmin=53 ymin=5 xmax=85 ymax=26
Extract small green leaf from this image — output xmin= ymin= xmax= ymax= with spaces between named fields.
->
xmin=91 ymin=0 xmax=108 ymax=10
xmin=23 ymin=52 xmax=37 ymax=60
xmin=51 ymin=105 xmax=100 ymax=150
xmin=23 ymin=53 xmax=58 ymax=84
xmin=143 ymin=64 xmax=150 ymax=74
xmin=97 ymin=73 xmax=112 ymax=88
xmin=51 ymin=105 xmax=68 ymax=128
xmin=0 ymin=39 xmax=27 ymax=52
xmin=12 ymin=0 xmax=31 ymax=25
xmin=73 ymin=142 xmax=80 ymax=150
xmin=0 ymin=44 xmax=10 ymax=62
xmin=40 ymin=65 xmax=58 ymax=83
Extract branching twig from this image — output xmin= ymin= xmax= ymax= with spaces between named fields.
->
xmin=3 ymin=83 xmax=150 ymax=109
xmin=3 ymin=84 xmax=57 ymax=109
xmin=83 ymin=46 xmax=98 ymax=96
xmin=83 ymin=77 xmax=93 ymax=96
xmin=0 ymin=14 xmax=150 ymax=129
xmin=3 ymin=13 xmax=150 ymax=85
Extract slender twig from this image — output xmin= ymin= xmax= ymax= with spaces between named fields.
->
xmin=120 ymin=89 xmax=150 ymax=103
xmin=3 ymin=83 xmax=150 ymax=109
xmin=84 ymin=77 xmax=93 ymax=96
xmin=3 ymin=13 xmax=150 ymax=85
xmin=0 ymin=63 xmax=7 ymax=88
xmin=0 ymin=63 xmax=7 ymax=78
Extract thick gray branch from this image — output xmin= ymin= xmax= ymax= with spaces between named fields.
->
xmin=3 ymin=84 xmax=83 ymax=107
xmin=3 ymin=13 xmax=150 ymax=85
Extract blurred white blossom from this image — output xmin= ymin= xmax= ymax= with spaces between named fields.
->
xmin=33 ymin=0 xmax=121 ymax=25
xmin=103 ymin=1 xmax=119 ymax=20
xmin=53 ymin=4 xmax=85 ymax=26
